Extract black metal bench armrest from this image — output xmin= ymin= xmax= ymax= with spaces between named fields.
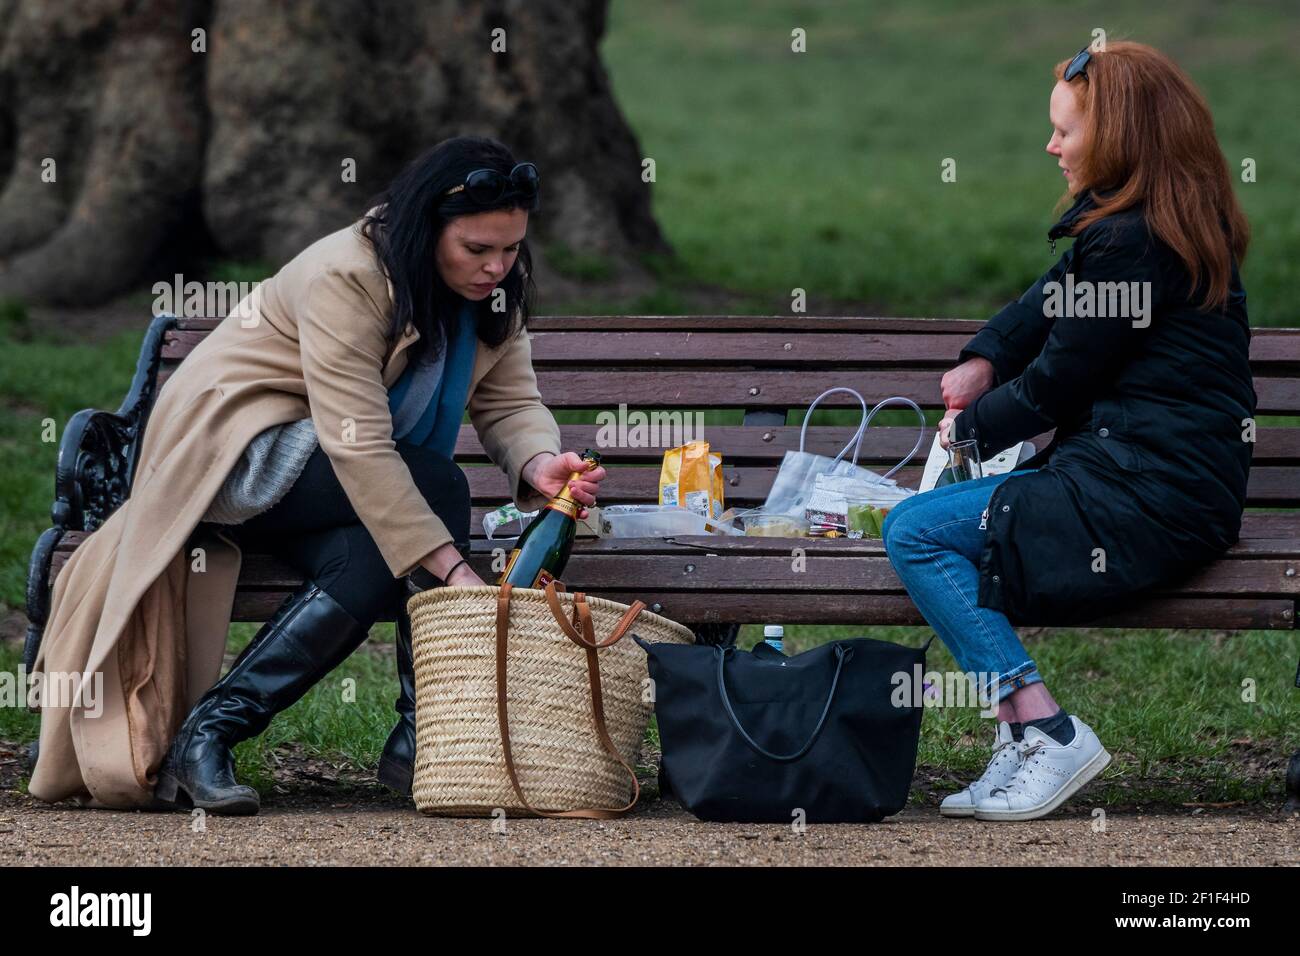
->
xmin=23 ymin=313 xmax=177 ymax=672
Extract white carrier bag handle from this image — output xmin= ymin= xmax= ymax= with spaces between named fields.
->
xmin=799 ymin=387 xmax=927 ymax=480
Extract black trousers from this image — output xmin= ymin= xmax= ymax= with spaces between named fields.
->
xmin=226 ymin=442 xmax=472 ymax=627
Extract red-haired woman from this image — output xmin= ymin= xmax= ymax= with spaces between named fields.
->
xmin=883 ymin=41 xmax=1255 ymax=821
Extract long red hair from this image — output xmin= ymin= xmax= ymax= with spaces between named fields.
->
xmin=1056 ymin=41 xmax=1249 ymax=311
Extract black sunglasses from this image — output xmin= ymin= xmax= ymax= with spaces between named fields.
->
xmin=1064 ymin=45 xmax=1091 ymax=81
xmin=442 ymin=162 xmax=540 ymax=205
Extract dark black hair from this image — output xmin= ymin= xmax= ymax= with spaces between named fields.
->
xmin=360 ymin=136 xmax=539 ymax=363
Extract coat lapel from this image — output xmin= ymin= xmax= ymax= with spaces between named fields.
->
xmin=382 ymin=322 xmax=421 ymax=388
xmin=381 ymin=320 xmax=497 ymax=392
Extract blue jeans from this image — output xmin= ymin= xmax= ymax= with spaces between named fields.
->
xmin=881 ymin=470 xmax=1041 ymax=703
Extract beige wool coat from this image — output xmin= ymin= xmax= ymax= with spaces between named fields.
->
xmin=29 ymin=215 xmax=562 ymax=808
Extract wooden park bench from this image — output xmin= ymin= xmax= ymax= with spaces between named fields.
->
xmin=24 ymin=313 xmax=1300 ymax=805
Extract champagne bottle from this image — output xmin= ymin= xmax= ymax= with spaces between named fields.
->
xmin=935 ymin=440 xmax=980 ymax=487
xmin=933 ymin=465 xmax=961 ymax=488
xmin=497 ymin=449 xmax=601 ymax=589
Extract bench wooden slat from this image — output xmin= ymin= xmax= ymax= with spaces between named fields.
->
xmin=452 ymin=424 xmax=1300 ymax=466
xmin=49 ymin=514 xmax=1300 ymax=560
xmin=525 ymin=370 xmax=1300 ymax=414
xmin=47 ymin=547 xmax=1298 ymax=616
xmin=490 ymin=553 xmax=1298 ymax=594
xmin=534 ymin=328 xmax=1300 ymax=368
xmin=471 ymin=533 xmax=1300 ymax=561
xmin=164 ymin=330 xmax=977 ymax=366
xmin=45 ymin=504 xmax=1294 ymax=548
xmin=73 ymin=546 xmax=1287 ymax=597
xmin=173 ymin=315 xmax=995 ymax=334
xmin=455 ymin=463 xmax=1300 ymax=507
xmin=535 ymin=331 xmax=974 ymax=365
xmin=457 ymin=424 xmax=1001 ymax=463
xmin=551 ymin=594 xmax=1296 ymax=629
xmin=162 ymin=323 xmax=1300 ymax=370
xmin=224 ymin=589 xmax=1292 ymax=629
xmin=172 ymin=312 xmax=1300 ymax=345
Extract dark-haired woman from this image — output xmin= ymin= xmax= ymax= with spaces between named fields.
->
xmin=882 ymin=41 xmax=1255 ymax=821
xmin=28 ymin=136 xmax=605 ymax=814
xmin=168 ymin=137 xmax=615 ymax=814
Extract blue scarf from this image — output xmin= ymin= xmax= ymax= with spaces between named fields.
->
xmin=386 ymin=303 xmax=476 ymax=452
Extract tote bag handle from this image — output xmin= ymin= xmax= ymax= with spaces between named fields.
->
xmin=798 ymin=389 xmax=927 ymax=479
xmin=860 ymin=396 xmax=928 ymax=481
xmin=493 ymin=581 xmax=646 ymax=819
xmin=799 ymin=386 xmax=870 ymax=466
xmin=714 ymin=642 xmax=853 ymax=763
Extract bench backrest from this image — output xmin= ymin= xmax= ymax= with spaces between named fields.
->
xmin=161 ymin=316 xmax=1300 ymax=538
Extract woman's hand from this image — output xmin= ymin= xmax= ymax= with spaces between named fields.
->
xmin=523 ymin=451 xmax=607 ymax=519
xmin=937 ymin=410 xmax=959 ymax=449
xmin=940 ymin=357 xmax=995 ymax=415
xmin=938 ymin=357 xmax=995 ymax=449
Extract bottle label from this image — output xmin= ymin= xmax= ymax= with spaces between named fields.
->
xmin=545 ymin=497 xmax=579 ymax=520
xmin=498 ymin=549 xmax=557 ymax=590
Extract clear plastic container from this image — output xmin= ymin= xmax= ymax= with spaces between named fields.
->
xmin=742 ymin=511 xmax=811 ymax=537
xmin=598 ymin=504 xmax=717 ymax=537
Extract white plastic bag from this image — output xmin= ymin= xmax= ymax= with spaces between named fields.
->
xmin=763 ymin=388 xmax=926 ymax=534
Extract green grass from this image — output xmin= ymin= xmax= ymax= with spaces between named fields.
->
xmin=0 ymin=298 xmax=32 ymax=339
xmin=543 ymin=242 xmax=620 ymax=283
xmin=0 ymin=326 xmax=145 ymax=607
xmin=748 ymin=623 xmax=1300 ymax=805
xmin=7 ymin=619 xmax=1295 ymax=806
xmin=602 ymin=0 xmax=1300 ymax=324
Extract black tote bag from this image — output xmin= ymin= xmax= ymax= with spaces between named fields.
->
xmin=637 ymin=635 xmax=930 ymax=823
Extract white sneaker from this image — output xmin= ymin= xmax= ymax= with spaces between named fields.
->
xmin=939 ymin=721 xmax=1028 ymax=818
xmin=973 ymin=716 xmax=1111 ymax=821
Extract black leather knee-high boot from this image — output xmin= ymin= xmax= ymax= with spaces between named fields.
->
xmin=377 ymin=601 xmax=417 ymax=794
xmin=155 ymin=582 xmax=371 ymax=815
xmin=377 ymin=568 xmax=438 ymax=795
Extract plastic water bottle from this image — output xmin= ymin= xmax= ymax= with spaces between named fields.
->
xmin=763 ymin=624 xmax=785 ymax=653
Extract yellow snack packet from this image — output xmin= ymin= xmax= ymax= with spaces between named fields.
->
xmin=659 ymin=440 xmax=724 ymax=519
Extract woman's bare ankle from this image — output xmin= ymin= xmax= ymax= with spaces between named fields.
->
xmin=1007 ymin=682 xmax=1059 ymax=721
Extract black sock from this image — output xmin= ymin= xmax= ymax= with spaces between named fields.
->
xmin=1024 ymin=707 xmax=1075 ymax=745
xmin=1008 ymin=721 xmax=1025 ymax=742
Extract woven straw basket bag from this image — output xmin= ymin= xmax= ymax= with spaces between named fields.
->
xmin=407 ymin=580 xmax=694 ymax=818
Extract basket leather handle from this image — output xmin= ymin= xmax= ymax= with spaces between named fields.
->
xmin=494 ymin=582 xmax=642 ymax=819
xmin=543 ymin=579 xmax=646 ymax=650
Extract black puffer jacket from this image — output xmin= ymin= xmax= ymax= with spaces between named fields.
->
xmin=951 ymin=191 xmax=1256 ymax=624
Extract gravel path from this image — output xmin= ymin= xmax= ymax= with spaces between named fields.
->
xmin=4 ymin=780 xmax=1297 ymax=867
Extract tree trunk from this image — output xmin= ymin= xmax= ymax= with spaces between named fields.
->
xmin=0 ymin=0 xmax=664 ymax=306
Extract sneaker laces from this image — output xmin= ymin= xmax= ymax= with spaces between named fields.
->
xmin=972 ymin=736 xmax=1027 ymax=788
xmin=992 ymin=740 xmax=1048 ymax=796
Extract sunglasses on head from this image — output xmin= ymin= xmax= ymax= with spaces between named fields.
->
xmin=1064 ymin=45 xmax=1092 ymax=81
xmin=442 ymin=162 xmax=540 ymax=205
